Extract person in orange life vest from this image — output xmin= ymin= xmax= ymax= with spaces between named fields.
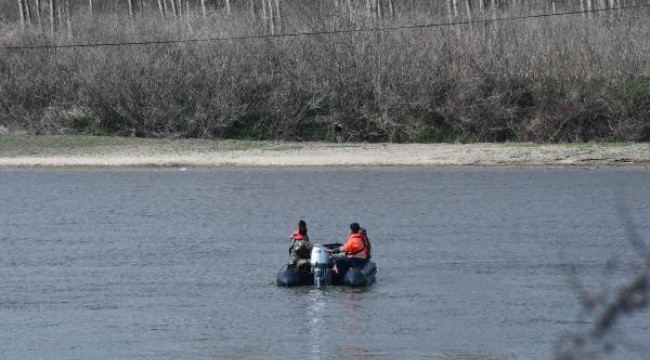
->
xmin=359 ymin=227 xmax=372 ymax=260
xmin=291 ymin=220 xmax=310 ymax=242
xmin=288 ymin=220 xmax=313 ymax=267
xmin=330 ymin=222 xmax=368 ymax=276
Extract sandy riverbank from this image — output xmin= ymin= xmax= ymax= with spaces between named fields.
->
xmin=0 ymin=136 xmax=648 ymax=168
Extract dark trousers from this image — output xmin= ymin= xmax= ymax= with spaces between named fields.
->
xmin=334 ymin=256 xmax=367 ymax=277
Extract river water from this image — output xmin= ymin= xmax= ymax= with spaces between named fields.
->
xmin=1 ymin=168 xmax=649 ymax=360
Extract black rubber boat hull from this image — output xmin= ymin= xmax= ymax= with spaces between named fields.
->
xmin=343 ymin=260 xmax=377 ymax=287
xmin=276 ymin=265 xmax=313 ymax=287
xmin=276 ymin=260 xmax=376 ymax=287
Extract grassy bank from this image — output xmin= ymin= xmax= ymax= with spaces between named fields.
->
xmin=1 ymin=3 xmax=650 ymax=142
xmin=0 ymin=134 xmax=273 ymax=156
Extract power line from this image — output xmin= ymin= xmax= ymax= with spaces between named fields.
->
xmin=1 ymin=3 xmax=649 ymax=51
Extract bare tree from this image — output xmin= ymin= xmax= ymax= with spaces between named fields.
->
xmin=17 ymin=0 xmax=26 ymax=29
xmin=64 ymin=0 xmax=72 ymax=39
xmin=225 ymin=0 xmax=231 ymax=14
xmin=200 ymin=0 xmax=207 ymax=16
xmin=554 ymin=193 xmax=650 ymax=360
xmin=49 ymin=0 xmax=55 ymax=35
xmin=157 ymin=0 xmax=165 ymax=16
xmin=128 ymin=0 xmax=134 ymax=17
xmin=446 ymin=0 xmax=453 ymax=22
xmin=262 ymin=0 xmax=276 ymax=35
xmin=170 ymin=0 xmax=178 ymax=17
xmin=25 ymin=0 xmax=32 ymax=26
xmin=274 ymin=0 xmax=281 ymax=31
xmin=465 ymin=0 xmax=472 ymax=21
xmin=36 ymin=0 xmax=41 ymax=26
xmin=261 ymin=0 xmax=268 ymax=24
xmin=347 ymin=0 xmax=353 ymax=25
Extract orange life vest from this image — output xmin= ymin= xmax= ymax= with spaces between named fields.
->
xmin=291 ymin=229 xmax=306 ymax=241
xmin=341 ymin=233 xmax=368 ymax=259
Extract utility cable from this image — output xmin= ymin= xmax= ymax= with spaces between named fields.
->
xmin=1 ymin=3 xmax=649 ymax=51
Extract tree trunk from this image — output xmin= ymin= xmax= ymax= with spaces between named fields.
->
xmin=64 ymin=0 xmax=72 ymax=39
xmin=57 ymin=0 xmax=63 ymax=31
xmin=177 ymin=0 xmax=183 ymax=17
xmin=26 ymin=0 xmax=34 ymax=26
xmin=18 ymin=0 xmax=26 ymax=29
xmin=266 ymin=0 xmax=274 ymax=35
xmin=36 ymin=0 xmax=42 ymax=25
xmin=128 ymin=0 xmax=134 ymax=17
xmin=200 ymin=0 xmax=207 ymax=16
xmin=88 ymin=0 xmax=93 ymax=16
xmin=261 ymin=0 xmax=267 ymax=24
xmin=273 ymin=0 xmax=281 ymax=31
xmin=170 ymin=0 xmax=177 ymax=16
xmin=157 ymin=0 xmax=165 ymax=16
xmin=140 ymin=0 xmax=144 ymax=15
xmin=49 ymin=0 xmax=55 ymax=35
xmin=225 ymin=0 xmax=231 ymax=14
xmin=347 ymin=0 xmax=353 ymax=25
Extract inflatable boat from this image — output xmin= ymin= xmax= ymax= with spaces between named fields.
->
xmin=277 ymin=243 xmax=377 ymax=288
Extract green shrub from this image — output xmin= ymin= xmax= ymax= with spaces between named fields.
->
xmin=224 ymin=113 xmax=272 ymax=140
xmin=413 ymin=127 xmax=448 ymax=143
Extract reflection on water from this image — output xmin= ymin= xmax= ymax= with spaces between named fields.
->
xmin=308 ymin=290 xmax=326 ymax=360
xmin=0 ymin=169 xmax=649 ymax=360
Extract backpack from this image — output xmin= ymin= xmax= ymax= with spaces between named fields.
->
xmin=361 ymin=228 xmax=372 ymax=260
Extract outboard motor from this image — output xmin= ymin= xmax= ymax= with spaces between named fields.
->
xmin=310 ymin=244 xmax=331 ymax=287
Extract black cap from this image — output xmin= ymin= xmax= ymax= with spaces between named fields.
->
xmin=350 ymin=222 xmax=360 ymax=233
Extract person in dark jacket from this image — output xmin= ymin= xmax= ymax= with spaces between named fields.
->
xmin=288 ymin=220 xmax=313 ymax=267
